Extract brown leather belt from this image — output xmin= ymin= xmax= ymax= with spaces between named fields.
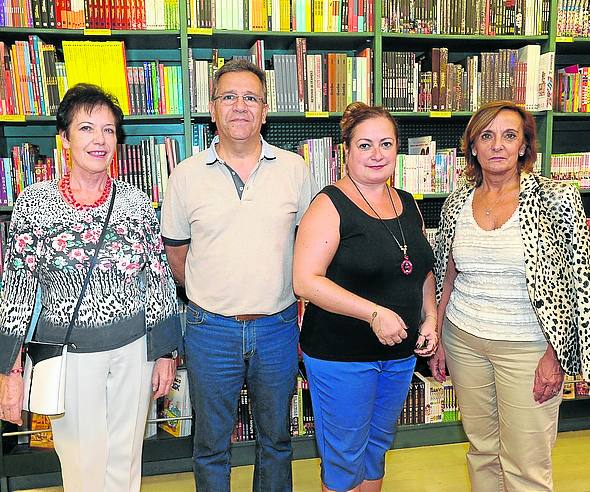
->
xmin=190 ymin=302 xmax=269 ymax=322
xmin=233 ymin=314 xmax=268 ymax=322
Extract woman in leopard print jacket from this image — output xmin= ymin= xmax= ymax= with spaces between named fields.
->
xmin=428 ymin=100 xmax=590 ymax=492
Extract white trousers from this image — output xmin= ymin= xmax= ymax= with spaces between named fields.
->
xmin=443 ymin=318 xmax=562 ymax=492
xmin=50 ymin=336 xmax=154 ymax=492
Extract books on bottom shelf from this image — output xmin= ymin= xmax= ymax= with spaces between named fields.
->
xmin=563 ymin=374 xmax=590 ymax=400
xmin=16 ymin=413 xmax=55 ymax=449
xmin=146 ymin=367 xmax=192 ymax=439
xmin=30 ymin=414 xmax=55 ymax=449
xmin=398 ymin=373 xmax=461 ymax=426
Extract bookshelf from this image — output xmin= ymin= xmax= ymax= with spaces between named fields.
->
xmin=1 ymin=0 xmax=590 ymax=489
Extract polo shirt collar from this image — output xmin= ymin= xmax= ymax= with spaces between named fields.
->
xmin=205 ymin=135 xmax=277 ymax=165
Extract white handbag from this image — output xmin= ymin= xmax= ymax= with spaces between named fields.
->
xmin=23 ymin=343 xmax=68 ymax=415
xmin=21 ymin=184 xmax=116 ymax=416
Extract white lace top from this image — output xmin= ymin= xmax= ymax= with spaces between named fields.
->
xmin=446 ymin=191 xmax=545 ymax=341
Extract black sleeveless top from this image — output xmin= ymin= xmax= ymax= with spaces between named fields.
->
xmin=299 ymin=185 xmax=435 ymax=362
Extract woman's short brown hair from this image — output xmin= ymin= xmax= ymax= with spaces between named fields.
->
xmin=461 ymin=100 xmax=537 ymax=186
xmin=340 ymin=102 xmax=399 ymax=149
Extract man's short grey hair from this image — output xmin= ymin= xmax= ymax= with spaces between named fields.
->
xmin=211 ymin=59 xmax=267 ymax=103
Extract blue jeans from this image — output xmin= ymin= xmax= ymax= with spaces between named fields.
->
xmin=303 ymin=354 xmax=416 ymax=491
xmin=185 ymin=302 xmax=299 ymax=492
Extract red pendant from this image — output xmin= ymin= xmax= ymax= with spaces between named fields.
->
xmin=401 ymin=255 xmax=413 ymax=276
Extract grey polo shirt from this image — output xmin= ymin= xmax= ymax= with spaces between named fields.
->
xmin=161 ymin=136 xmax=317 ymax=316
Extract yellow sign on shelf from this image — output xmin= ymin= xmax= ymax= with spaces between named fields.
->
xmin=187 ymin=28 xmax=213 ymax=35
xmin=0 ymin=114 xmax=26 ymax=122
xmin=83 ymin=29 xmax=112 ymax=36
xmin=412 ymin=193 xmax=424 ymax=200
xmin=555 ymin=37 xmax=574 ymax=43
xmin=305 ymin=111 xmax=330 ymax=118
xmin=430 ymin=111 xmax=452 ymax=118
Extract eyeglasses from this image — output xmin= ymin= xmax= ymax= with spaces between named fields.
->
xmin=212 ymin=93 xmax=265 ymax=107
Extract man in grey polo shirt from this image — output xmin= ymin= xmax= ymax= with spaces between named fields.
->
xmin=161 ymin=59 xmax=316 ymax=492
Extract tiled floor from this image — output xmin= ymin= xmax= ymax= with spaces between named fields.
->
xmin=21 ymin=429 xmax=590 ymax=491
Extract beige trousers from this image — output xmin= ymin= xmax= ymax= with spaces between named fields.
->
xmin=50 ymin=336 xmax=154 ymax=492
xmin=442 ymin=318 xmax=562 ymax=492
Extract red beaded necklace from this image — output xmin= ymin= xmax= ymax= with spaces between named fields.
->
xmin=59 ymin=174 xmax=113 ymax=211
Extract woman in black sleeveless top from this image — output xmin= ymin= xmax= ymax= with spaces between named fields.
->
xmin=294 ymin=103 xmax=438 ymax=492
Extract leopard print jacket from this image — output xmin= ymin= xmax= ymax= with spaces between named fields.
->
xmin=434 ymin=172 xmax=590 ymax=380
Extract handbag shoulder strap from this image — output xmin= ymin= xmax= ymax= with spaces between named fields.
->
xmin=63 ymin=183 xmax=117 ymax=347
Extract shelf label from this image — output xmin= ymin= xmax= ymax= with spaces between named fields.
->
xmin=412 ymin=193 xmax=424 ymax=200
xmin=305 ymin=111 xmax=329 ymax=118
xmin=430 ymin=111 xmax=452 ymax=118
xmin=555 ymin=37 xmax=574 ymax=43
xmin=187 ymin=27 xmax=213 ymax=35
xmin=84 ymin=28 xmax=112 ymax=36
xmin=0 ymin=114 xmax=26 ymax=122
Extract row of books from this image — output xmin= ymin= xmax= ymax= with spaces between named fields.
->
xmin=0 ymin=37 xmax=66 ymax=117
xmin=127 ymin=63 xmax=184 ymax=116
xmin=394 ymin=151 xmax=467 ymax=194
xmin=187 ymin=0 xmax=373 ymax=32
xmin=0 ymin=38 xmax=183 ymax=117
xmin=556 ymin=0 xmax=590 ymax=37
xmin=189 ymin=40 xmax=373 ymax=113
xmin=383 ymin=46 xmax=554 ymax=113
xmin=381 ymin=0 xmax=550 ymax=35
xmin=555 ymin=65 xmax=590 ymax=113
xmin=0 ymin=36 xmax=568 ymax=118
xmin=146 ymin=368 xmax=193 ymax=438
xmin=399 ymin=373 xmax=461 ymax=426
xmin=298 ymin=137 xmax=345 ymax=190
xmin=0 ymin=39 xmax=129 ymax=115
xmin=0 ymin=0 xmax=180 ymax=29
xmin=551 ymin=152 xmax=590 ymax=189
xmin=192 ymin=123 xmax=212 ymax=154
xmin=0 ymin=136 xmax=181 ymax=206
xmin=110 ymin=137 xmax=181 ymax=205
xmin=0 ymin=144 xmax=67 ymax=206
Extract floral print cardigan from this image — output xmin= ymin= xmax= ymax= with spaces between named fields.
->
xmin=0 ymin=180 xmax=180 ymax=374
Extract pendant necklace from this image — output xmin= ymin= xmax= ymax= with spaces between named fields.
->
xmin=348 ymin=176 xmax=413 ymax=276
xmin=483 ymin=193 xmax=503 ymax=216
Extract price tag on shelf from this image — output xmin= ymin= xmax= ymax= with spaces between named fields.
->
xmin=412 ymin=193 xmax=424 ymax=200
xmin=187 ymin=28 xmax=213 ymax=35
xmin=555 ymin=37 xmax=574 ymax=43
xmin=0 ymin=114 xmax=26 ymax=122
xmin=429 ymin=111 xmax=452 ymax=118
xmin=84 ymin=29 xmax=112 ymax=36
xmin=305 ymin=111 xmax=329 ymax=118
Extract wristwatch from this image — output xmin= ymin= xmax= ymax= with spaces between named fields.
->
xmin=160 ymin=350 xmax=178 ymax=359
